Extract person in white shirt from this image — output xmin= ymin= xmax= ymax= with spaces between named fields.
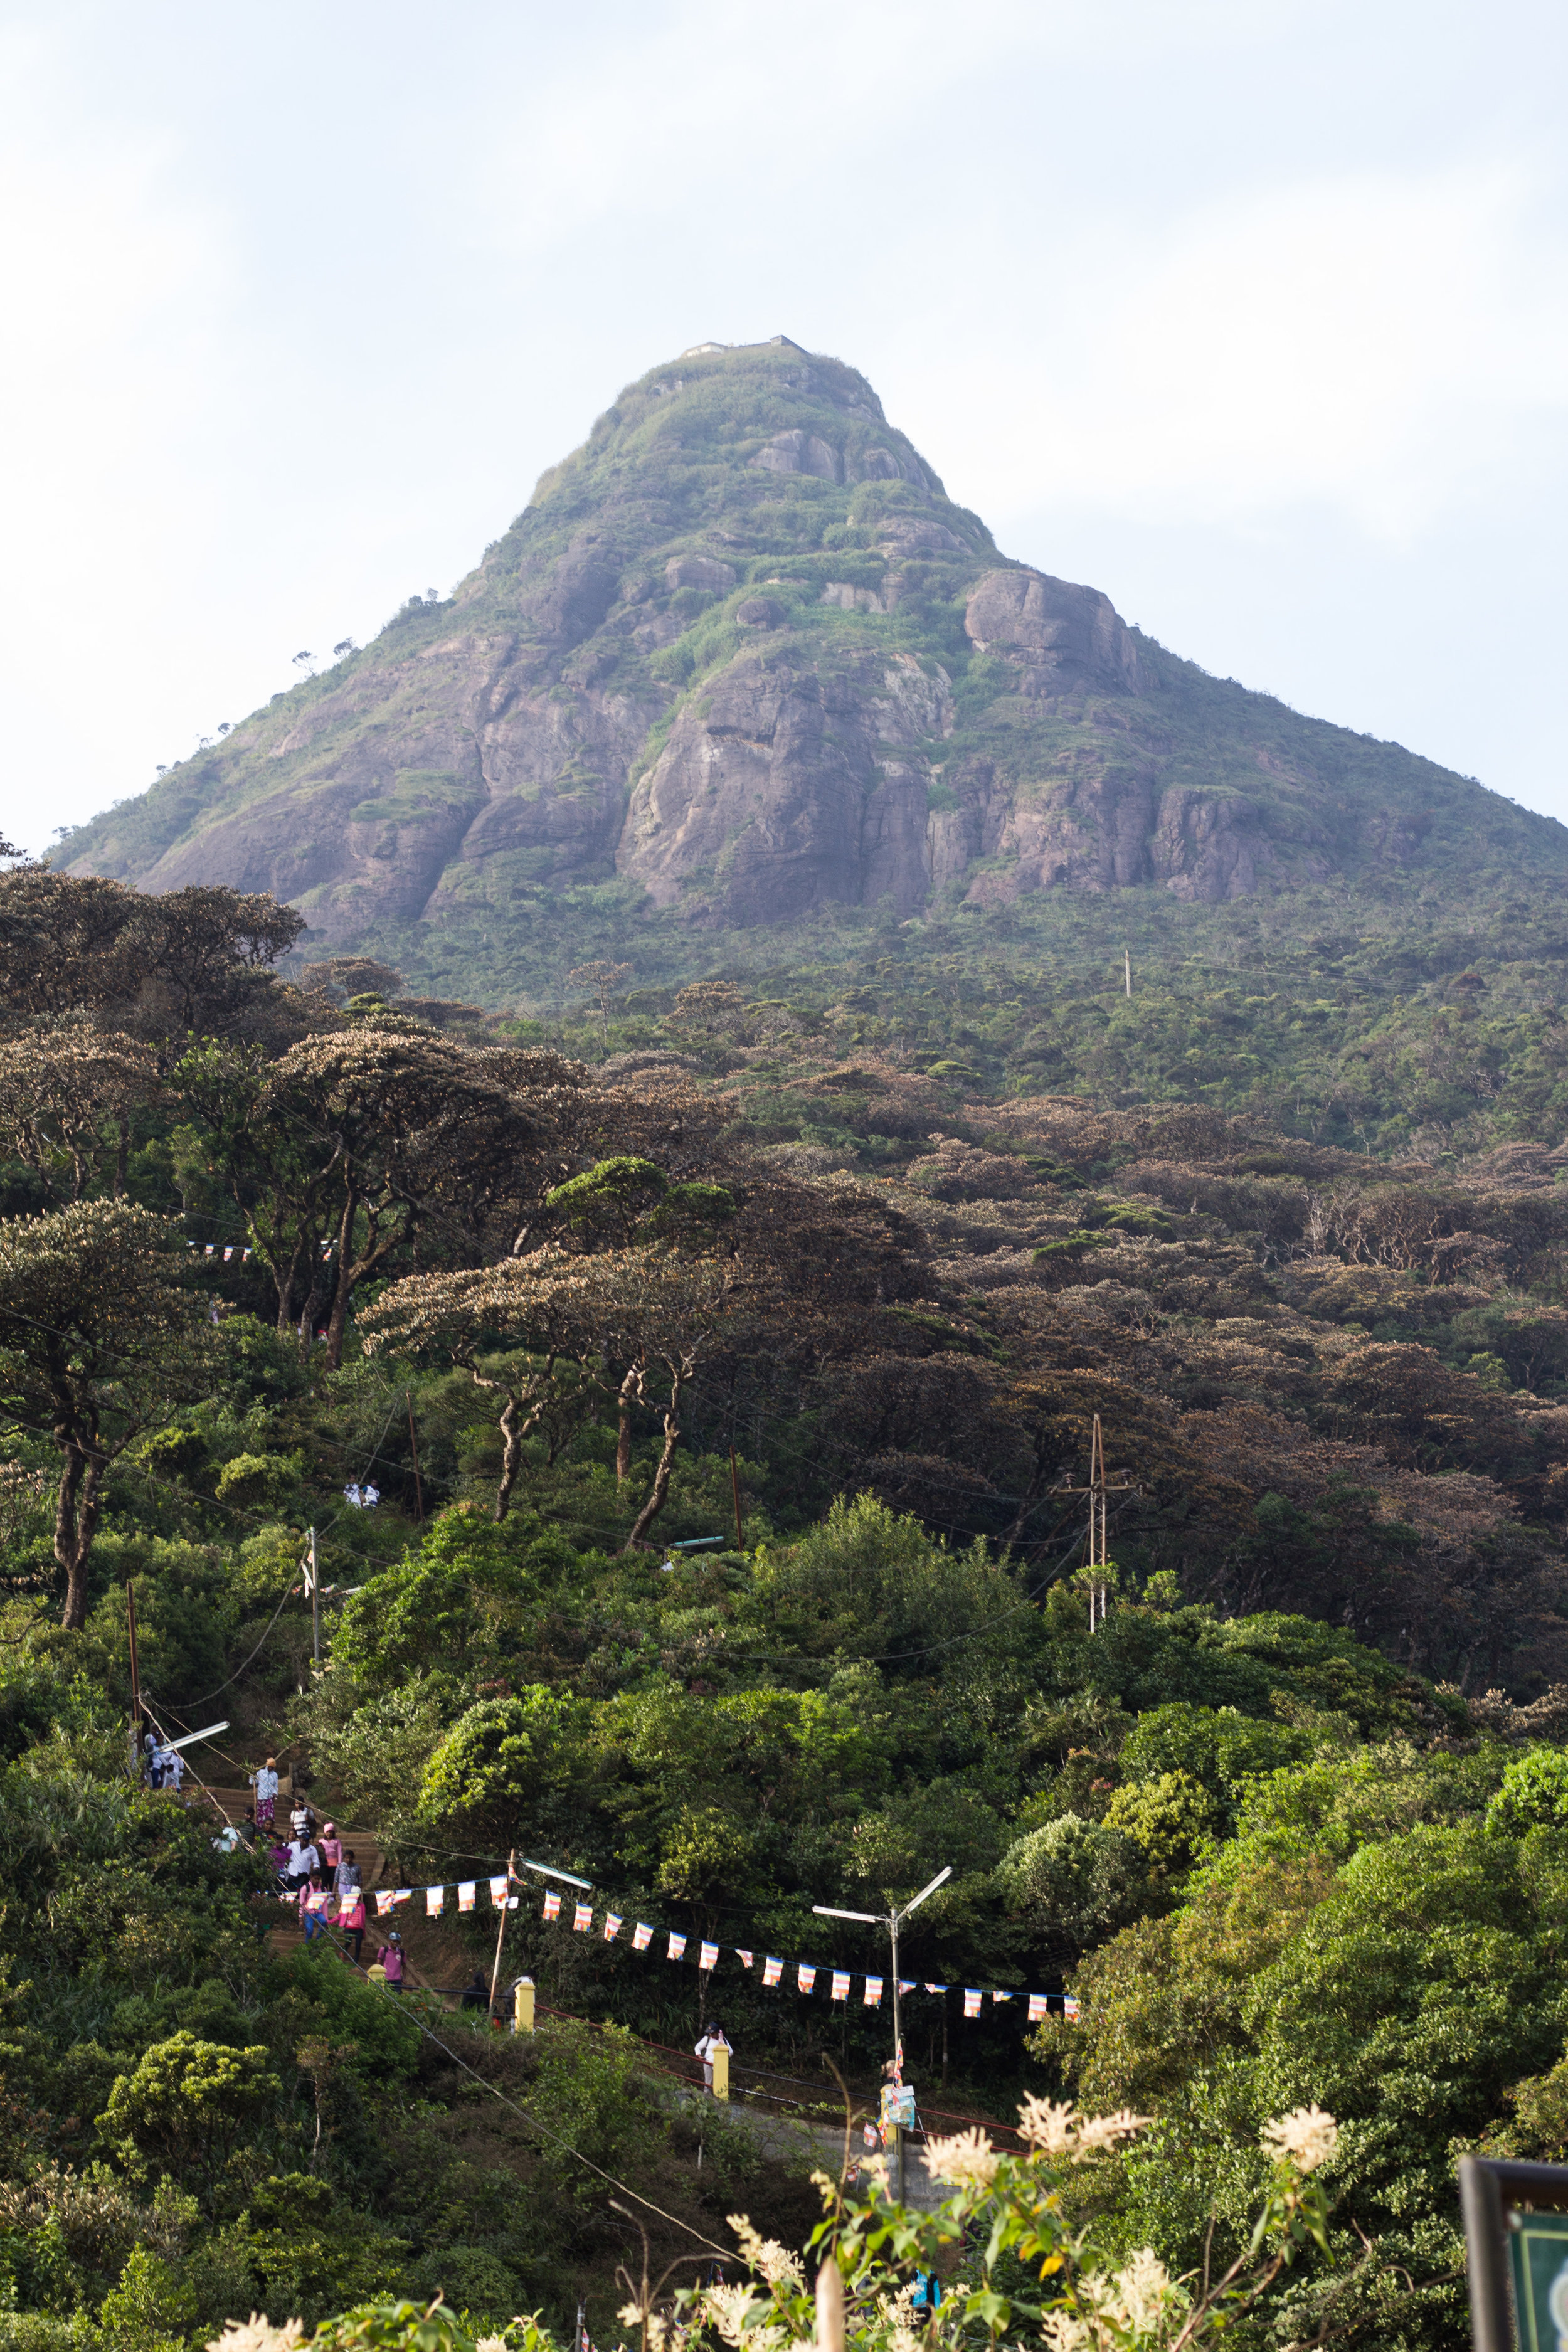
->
xmin=694 ymin=2022 xmax=731 ymax=2092
xmin=285 ymin=1838 xmax=319 ymax=1890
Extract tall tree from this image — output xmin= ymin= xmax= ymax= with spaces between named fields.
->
xmin=363 ymin=1244 xmax=743 ymax=1540
xmin=0 ymin=1200 xmax=212 ymax=1626
xmin=0 ymin=1027 xmax=163 ymax=1203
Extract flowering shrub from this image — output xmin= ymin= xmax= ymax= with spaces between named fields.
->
xmin=640 ymin=2100 xmax=1339 ymax=2352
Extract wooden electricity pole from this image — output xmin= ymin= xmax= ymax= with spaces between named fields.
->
xmin=487 ymin=1850 xmax=516 ymax=2019
xmin=407 ymin=1391 xmax=424 ymax=1522
xmin=127 ymin=1581 xmax=143 ymax=1782
xmin=1057 ymin=1414 xmax=1133 ymax=1628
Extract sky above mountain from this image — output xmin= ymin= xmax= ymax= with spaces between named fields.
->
xmin=4 ymin=0 xmax=1566 ymax=857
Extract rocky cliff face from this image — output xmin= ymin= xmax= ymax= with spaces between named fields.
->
xmin=63 ymin=336 xmax=1564 ymax=953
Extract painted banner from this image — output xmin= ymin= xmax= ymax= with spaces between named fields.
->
xmin=763 ymin=1956 xmax=783 ymax=1987
xmin=864 ymin=1976 xmax=883 ymax=2006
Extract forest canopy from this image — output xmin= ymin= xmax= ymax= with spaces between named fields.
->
xmin=3 ymin=858 xmax=1567 ymax=2352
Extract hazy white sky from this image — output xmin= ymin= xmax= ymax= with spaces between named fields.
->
xmin=3 ymin=0 xmax=1565 ymax=856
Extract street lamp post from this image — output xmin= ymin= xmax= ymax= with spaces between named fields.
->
xmin=814 ymin=1863 xmax=952 ymax=2203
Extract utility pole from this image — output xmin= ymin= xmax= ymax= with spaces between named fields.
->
xmin=407 ymin=1392 xmax=424 ymax=1522
xmin=487 ymin=1850 xmax=517 ymax=2020
xmin=127 ymin=1581 xmax=142 ymax=1783
xmin=307 ymin=1527 xmax=320 ymax=1666
xmin=1056 ymin=1414 xmax=1133 ymax=1629
xmin=814 ymin=1863 xmax=952 ymax=2204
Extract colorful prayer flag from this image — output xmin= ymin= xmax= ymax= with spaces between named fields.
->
xmin=633 ymin=1922 xmax=654 ymax=1952
xmin=374 ymin=1889 xmax=393 ymax=1917
xmin=831 ymin=1969 xmax=850 ymax=2001
xmin=489 ymin=1875 xmax=508 ymax=1907
xmin=736 ymin=1948 xmax=753 ymax=1968
xmin=992 ymin=1989 xmax=1012 ymax=2004
xmin=223 ymin=1245 xmax=234 ymax=1262
xmin=763 ymin=1956 xmax=783 ymax=1987
xmin=899 ymin=1979 xmax=916 ymax=1993
xmin=426 ymin=1886 xmax=444 ymax=1918
xmin=1064 ymin=1995 xmax=1081 ymax=2023
xmin=864 ymin=1976 xmax=883 ymax=2007
xmin=604 ymin=1913 xmax=623 ymax=1941
xmin=699 ymin=1939 xmax=719 ymax=1971
xmin=797 ymin=1963 xmax=816 ymax=1994
xmin=458 ymin=1882 xmax=475 ymax=1913
xmin=668 ymin=1932 xmax=686 ymax=1961
xmin=543 ymin=1890 xmax=561 ymax=1921
xmin=923 ymin=1982 xmax=947 ymax=1994
xmin=393 ymin=1888 xmax=411 ymax=1907
xmin=241 ymin=1247 xmax=252 ymax=1261
xmin=1027 ymin=1994 xmax=1047 ymax=2024
xmin=204 ymin=1244 xmax=215 ymax=1257
xmin=963 ymin=1988 xmax=982 ymax=2018
xmin=573 ymin=1901 xmax=591 ymax=1932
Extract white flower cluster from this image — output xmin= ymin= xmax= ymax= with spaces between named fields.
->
xmin=1042 ymin=2249 xmax=1184 ymax=2351
xmin=1259 ymin=2106 xmax=1338 ymax=2174
xmin=206 ymin=2319 xmax=306 ymax=2352
xmin=728 ymin=2213 xmax=805 ymax=2291
xmin=1017 ymin=2097 xmax=1152 ymax=2161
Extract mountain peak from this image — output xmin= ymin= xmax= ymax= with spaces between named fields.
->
xmin=61 ymin=342 xmax=1567 ymax=984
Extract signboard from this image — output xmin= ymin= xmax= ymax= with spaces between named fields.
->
xmin=1459 ymin=2156 xmax=1568 ymax=2352
xmin=881 ymin=2084 xmax=915 ymax=2132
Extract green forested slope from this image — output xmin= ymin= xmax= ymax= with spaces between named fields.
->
xmin=4 ymin=867 xmax=1568 ymax=2352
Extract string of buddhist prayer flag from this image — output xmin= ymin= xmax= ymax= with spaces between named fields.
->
xmin=353 ymin=1870 xmax=1082 ymax=2021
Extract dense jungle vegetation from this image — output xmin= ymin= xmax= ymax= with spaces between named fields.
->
xmin=7 ymin=855 xmax=1568 ymax=2352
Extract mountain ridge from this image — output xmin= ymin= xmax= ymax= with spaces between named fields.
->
xmin=60 ymin=337 xmax=1568 ymax=984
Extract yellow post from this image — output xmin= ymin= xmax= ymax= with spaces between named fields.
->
xmin=513 ymin=1977 xmax=534 ymax=2034
xmin=711 ymin=2042 xmax=729 ymax=2101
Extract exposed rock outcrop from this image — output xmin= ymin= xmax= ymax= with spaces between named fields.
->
xmin=63 ymin=336 xmax=1557 ymax=958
